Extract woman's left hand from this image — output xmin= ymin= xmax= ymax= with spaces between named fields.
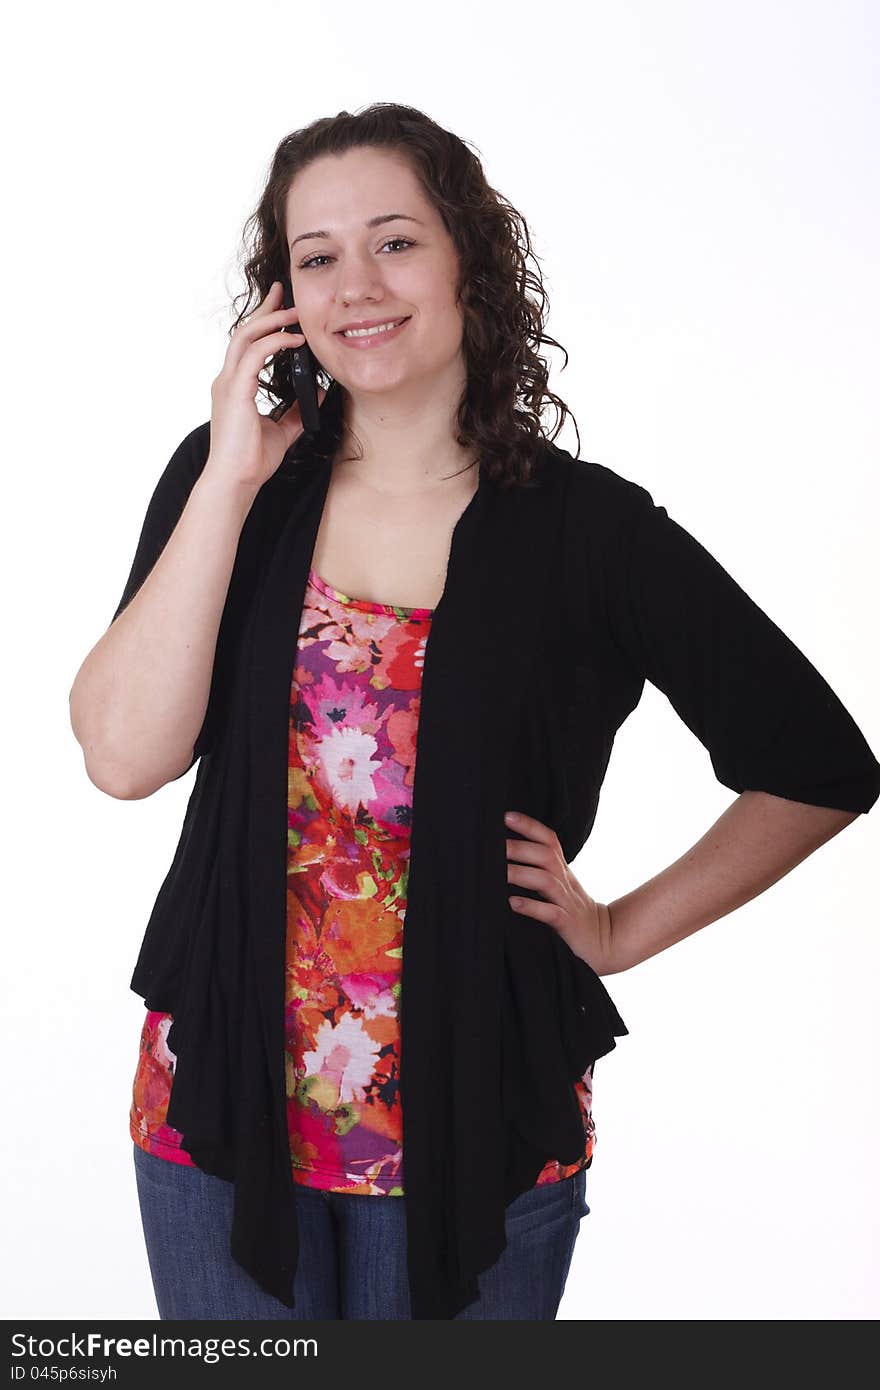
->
xmin=504 ymin=810 xmax=616 ymax=975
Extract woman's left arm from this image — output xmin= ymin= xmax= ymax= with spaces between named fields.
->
xmin=507 ymin=478 xmax=879 ymax=975
xmin=504 ymin=795 xmax=860 ymax=977
xmin=597 ymin=483 xmax=880 ymax=969
xmin=600 ymin=790 xmax=859 ymax=975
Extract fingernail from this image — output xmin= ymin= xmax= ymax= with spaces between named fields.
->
xmin=504 ymin=811 xmax=518 ymax=823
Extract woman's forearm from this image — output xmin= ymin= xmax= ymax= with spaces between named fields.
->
xmin=601 ymin=790 xmax=859 ymax=975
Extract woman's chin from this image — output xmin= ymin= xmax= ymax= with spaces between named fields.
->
xmin=335 ymin=368 xmax=421 ymax=398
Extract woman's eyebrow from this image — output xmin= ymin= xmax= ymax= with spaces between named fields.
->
xmin=290 ymin=213 xmax=423 ymax=249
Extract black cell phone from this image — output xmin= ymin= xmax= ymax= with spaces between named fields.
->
xmin=273 ymin=273 xmax=322 ymax=433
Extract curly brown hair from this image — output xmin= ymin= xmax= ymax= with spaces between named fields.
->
xmin=229 ymin=101 xmax=580 ymax=488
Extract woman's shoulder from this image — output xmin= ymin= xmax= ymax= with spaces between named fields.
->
xmin=168 ymin=418 xmax=212 ymax=479
xmin=541 ymin=439 xmax=656 ymax=527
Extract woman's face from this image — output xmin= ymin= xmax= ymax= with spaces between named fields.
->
xmin=284 ymin=146 xmax=466 ymax=399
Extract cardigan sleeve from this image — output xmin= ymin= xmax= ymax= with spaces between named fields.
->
xmin=109 ymin=420 xmax=231 ymax=774
xmin=606 ymin=482 xmax=880 ymax=814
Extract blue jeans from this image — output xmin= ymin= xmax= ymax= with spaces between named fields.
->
xmin=133 ymin=1142 xmax=590 ymax=1320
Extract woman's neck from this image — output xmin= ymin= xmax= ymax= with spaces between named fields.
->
xmin=332 ymin=375 xmax=475 ymax=495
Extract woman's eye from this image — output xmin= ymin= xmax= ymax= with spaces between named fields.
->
xmin=299 ymin=237 xmax=414 ymax=270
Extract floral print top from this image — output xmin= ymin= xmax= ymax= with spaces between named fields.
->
xmin=130 ymin=568 xmax=595 ymax=1191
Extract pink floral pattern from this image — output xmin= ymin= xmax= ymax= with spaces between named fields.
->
xmin=130 ymin=568 xmax=595 ymax=1191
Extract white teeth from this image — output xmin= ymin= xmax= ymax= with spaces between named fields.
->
xmin=342 ymin=319 xmax=405 ymax=338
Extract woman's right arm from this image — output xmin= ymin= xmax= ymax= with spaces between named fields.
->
xmin=68 ymin=469 xmax=259 ymax=799
xmin=69 ymin=277 xmax=325 ymax=799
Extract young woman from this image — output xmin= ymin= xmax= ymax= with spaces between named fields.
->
xmin=69 ymin=103 xmax=880 ymax=1321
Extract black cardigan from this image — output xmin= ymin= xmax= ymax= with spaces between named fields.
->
xmin=111 ymin=422 xmax=880 ymax=1318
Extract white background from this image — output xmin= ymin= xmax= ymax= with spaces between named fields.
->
xmin=2 ymin=0 xmax=878 ymax=1321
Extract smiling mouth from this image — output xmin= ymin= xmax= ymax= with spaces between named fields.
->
xmin=336 ymin=317 xmax=411 ymax=339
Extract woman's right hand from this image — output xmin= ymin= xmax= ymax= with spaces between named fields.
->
xmin=204 ymin=279 xmax=327 ymax=492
